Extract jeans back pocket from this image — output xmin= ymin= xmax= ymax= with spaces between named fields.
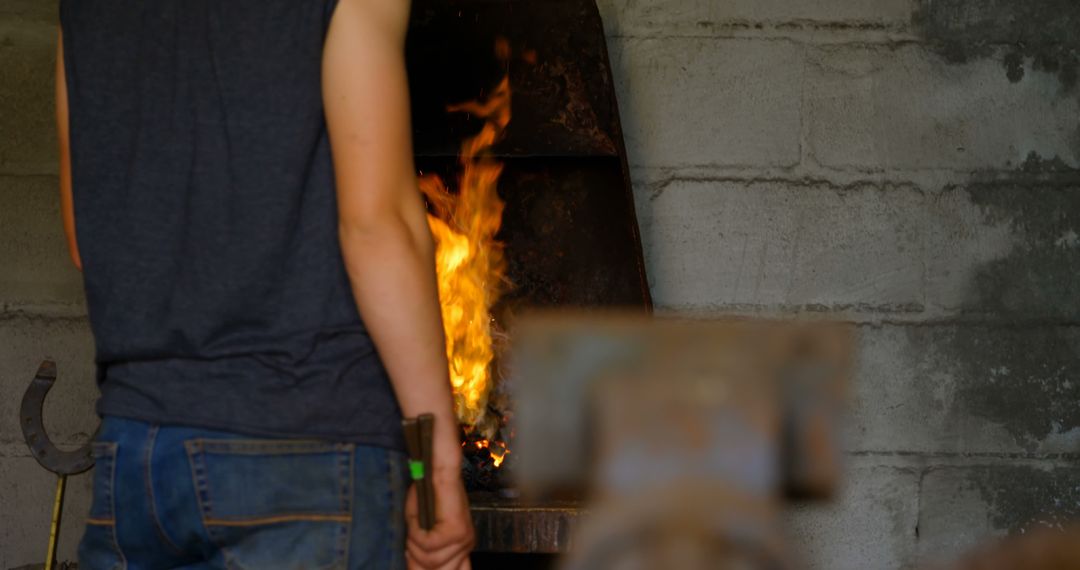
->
xmin=78 ymin=441 xmax=126 ymax=570
xmin=184 ymin=439 xmax=354 ymax=570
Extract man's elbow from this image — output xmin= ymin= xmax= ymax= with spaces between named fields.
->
xmin=64 ymin=227 xmax=83 ymax=271
xmin=338 ymin=209 xmax=435 ymax=261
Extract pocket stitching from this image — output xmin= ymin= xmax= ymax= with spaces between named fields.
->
xmin=86 ymin=441 xmax=127 ymax=570
xmin=185 ymin=439 xmax=352 ymax=525
xmin=183 ymin=438 xmax=352 ymax=570
xmin=196 ymin=439 xmax=342 ymax=455
xmin=184 ymin=440 xmax=220 ymax=543
xmin=144 ymin=425 xmax=187 ymax=556
xmin=185 ymin=440 xmax=250 ymax=570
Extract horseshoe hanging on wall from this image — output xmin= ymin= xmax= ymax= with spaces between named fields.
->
xmin=20 ymin=361 xmax=95 ymax=475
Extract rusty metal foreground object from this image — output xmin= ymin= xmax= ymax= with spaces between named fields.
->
xmin=20 ymin=361 xmax=95 ymax=476
xmin=510 ymin=316 xmax=854 ymax=567
xmin=470 ymin=492 xmax=584 ymax=553
xmin=513 ymin=316 xmax=853 ymax=501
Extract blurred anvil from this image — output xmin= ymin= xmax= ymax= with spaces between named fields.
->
xmin=510 ymin=315 xmax=854 ymax=570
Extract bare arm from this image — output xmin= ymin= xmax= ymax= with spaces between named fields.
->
xmin=56 ymin=30 xmax=81 ymax=271
xmin=322 ymin=0 xmax=472 ymax=567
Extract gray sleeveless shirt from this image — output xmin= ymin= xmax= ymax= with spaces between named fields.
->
xmin=60 ymin=0 xmax=403 ymax=448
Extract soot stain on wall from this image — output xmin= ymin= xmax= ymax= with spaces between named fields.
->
xmin=915 ymin=0 xmax=1080 ymax=92
xmin=958 ymin=158 xmax=1080 ymax=321
xmin=914 ymin=1 xmax=1080 ymax=452
xmin=967 ymin=465 xmax=1080 ymax=532
xmin=927 ymin=155 xmax=1080 ymax=449
xmin=939 ymin=325 xmax=1080 ymax=450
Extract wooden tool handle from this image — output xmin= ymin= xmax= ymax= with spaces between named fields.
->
xmin=418 ymin=414 xmax=436 ymax=530
xmin=402 ymin=415 xmax=436 ymax=530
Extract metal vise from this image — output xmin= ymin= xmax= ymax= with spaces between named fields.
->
xmin=512 ymin=316 xmax=854 ymax=569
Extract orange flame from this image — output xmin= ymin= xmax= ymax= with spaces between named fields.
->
xmin=420 ymin=44 xmax=512 ymax=431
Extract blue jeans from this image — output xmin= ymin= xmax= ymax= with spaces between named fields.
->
xmin=78 ymin=416 xmax=408 ymax=569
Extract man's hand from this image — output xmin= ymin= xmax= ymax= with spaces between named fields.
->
xmin=405 ymin=465 xmax=475 ymax=570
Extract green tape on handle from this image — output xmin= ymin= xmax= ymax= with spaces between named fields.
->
xmin=409 ymin=459 xmax=425 ymax=481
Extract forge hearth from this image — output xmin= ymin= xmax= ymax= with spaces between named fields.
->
xmin=407 ymin=0 xmax=648 ymax=313
xmin=405 ymin=0 xmax=647 ymax=553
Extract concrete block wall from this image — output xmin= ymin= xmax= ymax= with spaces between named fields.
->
xmin=598 ymin=0 xmax=1080 ymax=568
xmin=2 ymin=0 xmax=99 ymax=567
xmin=1 ymin=0 xmax=1078 ymax=567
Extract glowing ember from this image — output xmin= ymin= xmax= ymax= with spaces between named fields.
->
xmin=488 ymin=440 xmax=509 ymax=467
xmin=420 ymin=40 xmax=512 ymax=453
xmin=467 ymin=438 xmax=509 ymax=468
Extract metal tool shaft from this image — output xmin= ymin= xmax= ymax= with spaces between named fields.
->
xmin=45 ymin=474 xmax=67 ymax=570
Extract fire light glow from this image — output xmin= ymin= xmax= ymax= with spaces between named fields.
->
xmin=420 ymin=40 xmax=513 ymax=463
